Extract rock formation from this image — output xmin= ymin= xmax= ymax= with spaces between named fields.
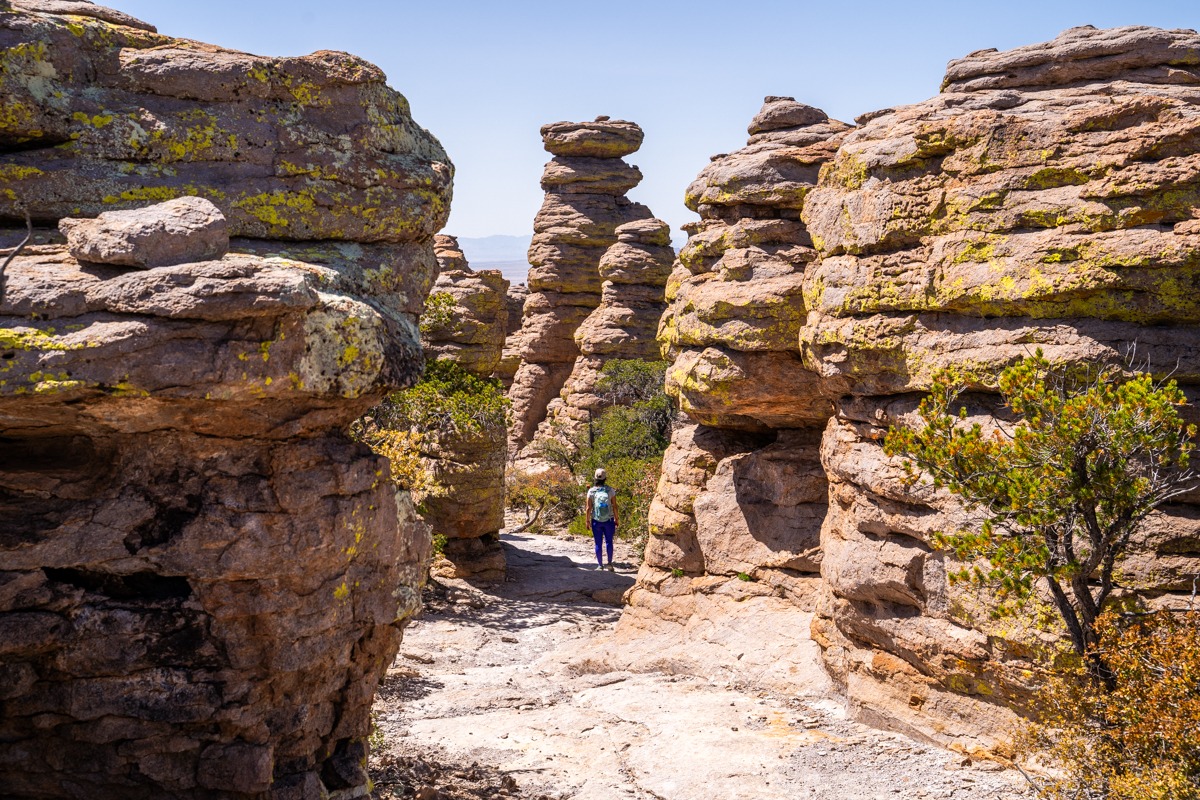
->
xmin=507 ymin=117 xmax=651 ymax=454
xmin=622 ymin=25 xmax=1200 ymax=753
xmin=419 ymin=236 xmax=509 ymax=580
xmin=493 ymin=281 xmax=528 ymax=389
xmin=534 ymin=217 xmax=675 ymax=445
xmin=0 ymin=4 xmax=451 ymax=798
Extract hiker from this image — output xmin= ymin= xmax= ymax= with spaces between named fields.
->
xmin=585 ymin=468 xmax=618 ymax=571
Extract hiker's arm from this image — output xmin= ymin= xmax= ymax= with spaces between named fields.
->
xmin=585 ymin=494 xmax=593 ymax=522
xmin=613 ymin=495 xmax=619 ymax=526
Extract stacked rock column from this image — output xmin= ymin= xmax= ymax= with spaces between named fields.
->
xmin=533 ymin=217 xmax=675 ymax=446
xmin=420 ymin=236 xmax=510 ymax=580
xmin=633 ymin=98 xmax=850 ymax=589
xmin=507 ymin=117 xmax=651 ymax=455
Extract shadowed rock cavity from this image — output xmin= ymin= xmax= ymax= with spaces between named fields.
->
xmin=624 ymin=25 xmax=1200 ymax=754
xmin=0 ymin=3 xmax=451 ymax=798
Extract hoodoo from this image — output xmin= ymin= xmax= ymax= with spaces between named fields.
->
xmin=419 ymin=236 xmax=510 ymax=579
xmin=507 ymin=117 xmax=652 ymax=454
xmin=0 ymin=2 xmax=451 ymax=797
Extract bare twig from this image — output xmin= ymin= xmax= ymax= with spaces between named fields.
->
xmin=0 ymin=209 xmax=33 ymax=305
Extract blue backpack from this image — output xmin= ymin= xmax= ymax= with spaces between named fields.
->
xmin=592 ymin=486 xmax=614 ymax=522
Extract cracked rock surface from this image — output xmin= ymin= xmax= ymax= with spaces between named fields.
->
xmin=372 ymin=530 xmax=1030 ymax=800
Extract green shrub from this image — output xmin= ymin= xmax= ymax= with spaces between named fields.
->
xmin=352 ymin=359 xmax=509 ymax=489
xmin=505 ymin=467 xmax=580 ymax=533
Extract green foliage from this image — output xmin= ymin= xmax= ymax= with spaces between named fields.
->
xmin=884 ymin=351 xmax=1197 ymax=661
xmin=736 ymin=572 xmax=754 ymax=582
xmin=505 ymin=467 xmax=580 ymax=533
xmin=432 ymin=533 xmax=448 ymax=556
xmin=529 ymin=359 xmax=677 ymax=558
xmin=371 ymin=359 xmax=508 ymax=441
xmin=352 ymin=360 xmax=508 ymax=491
xmin=1026 ymin=610 xmax=1200 ymax=800
xmin=671 ymin=568 xmax=684 ymax=578
xmin=419 ymin=290 xmax=456 ymax=336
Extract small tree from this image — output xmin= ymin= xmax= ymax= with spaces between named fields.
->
xmin=884 ymin=351 xmax=1196 ymax=667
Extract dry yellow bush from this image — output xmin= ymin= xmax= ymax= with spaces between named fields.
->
xmin=1027 ymin=610 xmax=1200 ymax=800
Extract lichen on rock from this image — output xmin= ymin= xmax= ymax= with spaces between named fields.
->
xmin=0 ymin=2 xmax=451 ymax=797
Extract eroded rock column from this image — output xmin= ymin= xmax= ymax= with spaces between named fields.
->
xmin=507 ymin=117 xmax=651 ymax=454
xmin=533 ymin=217 xmax=675 ymax=446
xmin=421 ymin=236 xmax=510 ymax=580
xmin=610 ymin=99 xmax=850 ymax=689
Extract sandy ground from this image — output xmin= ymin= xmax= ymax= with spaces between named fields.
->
xmin=370 ymin=531 xmax=1032 ymax=800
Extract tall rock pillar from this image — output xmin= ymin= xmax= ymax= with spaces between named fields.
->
xmin=507 ymin=117 xmax=651 ymax=454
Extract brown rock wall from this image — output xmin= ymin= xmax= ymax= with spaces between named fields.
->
xmin=0 ymin=3 xmax=450 ymax=796
xmin=627 ymin=26 xmax=1200 ymax=753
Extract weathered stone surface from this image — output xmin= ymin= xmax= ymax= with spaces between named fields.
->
xmin=59 ymin=196 xmax=229 ymax=268
xmin=627 ymin=26 xmax=1200 ymax=754
xmin=541 ymin=117 xmax=644 ymax=158
xmin=529 ymin=217 xmax=676 ymax=448
xmin=507 ymin=118 xmax=650 ymax=454
xmin=413 ymin=243 xmax=509 ymax=579
xmin=493 ymin=282 xmax=528 ymax=388
xmin=0 ymin=3 xmax=452 ymax=243
xmin=433 ymin=233 xmax=469 ymax=272
xmin=423 ymin=267 xmax=509 ymax=376
xmin=0 ymin=5 xmax=446 ymax=797
xmin=0 ymin=233 xmax=433 ymax=799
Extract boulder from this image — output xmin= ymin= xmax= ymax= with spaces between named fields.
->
xmin=59 ymin=196 xmax=229 ymax=268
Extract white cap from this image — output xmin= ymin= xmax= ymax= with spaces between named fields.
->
xmin=594 ymin=468 xmax=607 ymax=481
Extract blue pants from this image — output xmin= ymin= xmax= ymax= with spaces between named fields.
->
xmin=591 ymin=519 xmax=615 ymax=565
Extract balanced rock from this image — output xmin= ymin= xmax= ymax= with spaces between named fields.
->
xmin=59 ymin=196 xmax=229 ymax=268
xmin=507 ymin=118 xmax=651 ymax=453
xmin=0 ymin=4 xmax=450 ymax=798
xmin=541 ymin=117 xmax=645 ymax=158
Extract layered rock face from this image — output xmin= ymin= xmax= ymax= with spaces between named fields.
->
xmin=507 ymin=117 xmax=651 ymax=453
xmin=534 ymin=217 xmax=675 ymax=444
xmin=625 ymin=26 xmax=1200 ymax=751
xmin=421 ymin=237 xmax=509 ymax=580
xmin=493 ymin=281 xmax=528 ymax=389
xmin=804 ymin=24 xmax=1200 ymax=748
xmin=0 ymin=4 xmax=450 ymax=798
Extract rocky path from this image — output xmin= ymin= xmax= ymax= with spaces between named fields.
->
xmin=370 ymin=532 xmax=1032 ymax=800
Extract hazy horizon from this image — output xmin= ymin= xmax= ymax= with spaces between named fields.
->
xmin=102 ymin=1 xmax=1199 ymax=240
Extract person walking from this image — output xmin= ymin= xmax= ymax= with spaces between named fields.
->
xmin=585 ymin=468 xmax=618 ymax=571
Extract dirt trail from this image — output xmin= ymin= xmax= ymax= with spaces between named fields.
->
xmin=370 ymin=531 xmax=1032 ymax=800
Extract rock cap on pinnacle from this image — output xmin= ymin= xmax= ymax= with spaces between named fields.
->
xmin=748 ymin=96 xmax=830 ymax=135
xmin=942 ymin=25 xmax=1200 ymax=92
xmin=541 ymin=117 xmax=644 ymax=158
xmin=616 ymin=218 xmax=672 ymax=247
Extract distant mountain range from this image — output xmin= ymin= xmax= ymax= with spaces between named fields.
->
xmin=457 ymin=232 xmax=689 ymax=287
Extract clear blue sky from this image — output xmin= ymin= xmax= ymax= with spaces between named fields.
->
xmin=105 ymin=1 xmax=1198 ymax=239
